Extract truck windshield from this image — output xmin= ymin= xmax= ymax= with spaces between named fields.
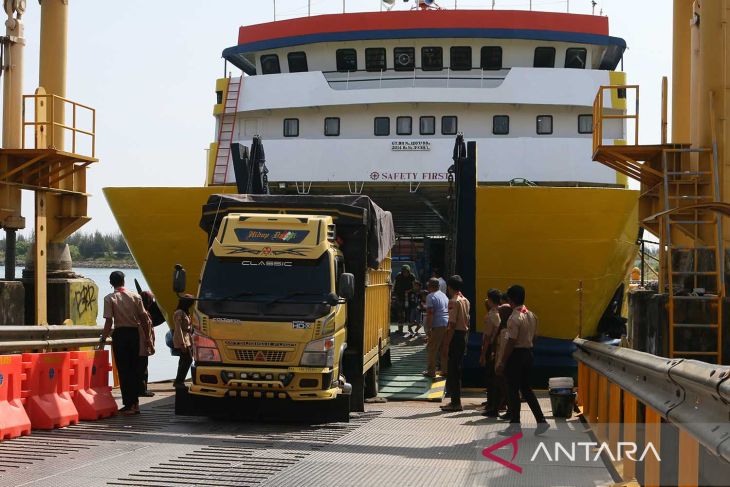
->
xmin=197 ymin=252 xmax=333 ymax=321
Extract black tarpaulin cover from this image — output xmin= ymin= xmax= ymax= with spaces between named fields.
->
xmin=200 ymin=194 xmax=395 ymax=269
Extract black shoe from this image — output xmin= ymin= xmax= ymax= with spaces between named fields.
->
xmin=498 ymin=412 xmax=512 ymax=420
xmin=440 ymin=403 xmax=463 ymax=412
xmin=498 ymin=424 xmax=522 ymax=436
xmin=535 ymin=421 xmax=550 ymax=436
xmin=141 ymin=390 xmax=155 ymax=397
xmin=481 ymin=409 xmax=500 ymax=417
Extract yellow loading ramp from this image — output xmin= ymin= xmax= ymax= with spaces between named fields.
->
xmin=378 ymin=332 xmax=446 ymax=401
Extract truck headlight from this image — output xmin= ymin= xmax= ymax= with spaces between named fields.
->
xmin=300 ymin=336 xmax=335 ymax=368
xmin=192 ymin=332 xmax=221 ymax=363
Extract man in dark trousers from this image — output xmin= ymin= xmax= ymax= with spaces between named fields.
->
xmin=393 ymin=265 xmax=415 ymax=335
xmin=496 ymin=285 xmax=549 ymax=435
xmin=100 ymin=271 xmax=152 ymax=416
xmin=440 ymin=275 xmax=470 ymax=412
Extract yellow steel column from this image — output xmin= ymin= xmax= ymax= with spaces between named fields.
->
xmin=596 ymin=375 xmax=609 ymax=442
xmin=39 ymin=0 xmax=67 ymax=148
xmin=0 ymin=5 xmax=27 ymax=236
xmin=35 ymin=192 xmax=48 ymax=325
xmin=623 ymin=393 xmax=638 ymax=482
xmin=678 ymin=429 xmax=699 ymax=487
xmin=673 ymin=0 xmax=692 ymax=144
xmin=608 ymin=382 xmax=621 ymax=456
xmin=644 ymin=407 xmax=662 ymax=487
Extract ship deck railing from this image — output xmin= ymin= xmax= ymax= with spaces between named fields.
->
xmin=323 ymin=67 xmax=509 ymax=90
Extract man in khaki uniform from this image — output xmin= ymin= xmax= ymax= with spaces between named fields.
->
xmin=100 ymin=271 xmax=151 ymax=416
xmin=480 ymin=288 xmax=503 ymax=416
xmin=496 ymin=285 xmax=549 ymax=436
xmin=440 ymin=275 xmax=470 ymax=412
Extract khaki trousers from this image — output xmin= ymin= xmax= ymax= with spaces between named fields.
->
xmin=427 ymin=327 xmax=448 ymax=376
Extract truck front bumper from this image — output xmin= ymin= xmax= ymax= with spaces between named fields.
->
xmin=190 ymin=365 xmax=340 ymax=401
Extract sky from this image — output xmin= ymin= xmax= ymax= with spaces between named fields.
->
xmin=4 ymin=0 xmax=672 ymax=235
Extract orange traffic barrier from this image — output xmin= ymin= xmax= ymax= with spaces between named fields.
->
xmin=0 ymin=354 xmax=31 ymax=440
xmin=70 ymin=350 xmax=117 ymax=420
xmin=22 ymin=352 xmax=79 ymax=430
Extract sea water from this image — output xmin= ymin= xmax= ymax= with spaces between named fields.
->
xmin=0 ymin=265 xmax=177 ymax=382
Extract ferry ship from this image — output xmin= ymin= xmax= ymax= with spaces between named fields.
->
xmin=105 ymin=3 xmax=639 ymax=361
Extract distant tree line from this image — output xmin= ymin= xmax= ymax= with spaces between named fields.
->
xmin=0 ymin=231 xmax=132 ymax=263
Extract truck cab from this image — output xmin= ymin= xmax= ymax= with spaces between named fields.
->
xmin=189 ymin=213 xmax=353 ymax=403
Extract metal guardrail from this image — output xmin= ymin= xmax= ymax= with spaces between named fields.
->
xmin=0 ymin=325 xmax=105 ymax=353
xmin=574 ymin=337 xmax=730 ymax=482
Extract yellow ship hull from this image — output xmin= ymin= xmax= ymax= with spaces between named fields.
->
xmin=475 ymin=186 xmax=639 ymax=340
xmin=105 ymin=186 xmax=638 ymax=339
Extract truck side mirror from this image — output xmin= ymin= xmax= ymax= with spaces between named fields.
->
xmin=338 ymin=273 xmax=355 ymax=301
xmin=173 ymin=264 xmax=187 ymax=294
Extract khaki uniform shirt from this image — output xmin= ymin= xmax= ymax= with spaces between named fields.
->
xmin=172 ymin=309 xmax=193 ymax=350
xmin=483 ymin=307 xmax=501 ymax=344
xmin=448 ymin=293 xmax=470 ymax=332
xmin=505 ymin=305 xmax=538 ymax=348
xmin=103 ymin=288 xmax=148 ymax=329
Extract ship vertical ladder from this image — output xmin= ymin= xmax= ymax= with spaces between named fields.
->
xmin=662 ymin=147 xmax=724 ymax=363
xmin=211 ymin=76 xmax=242 ymax=185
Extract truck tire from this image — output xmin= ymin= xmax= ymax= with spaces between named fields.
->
xmin=343 ymin=350 xmax=365 ymax=412
xmin=364 ymin=362 xmax=379 ymax=398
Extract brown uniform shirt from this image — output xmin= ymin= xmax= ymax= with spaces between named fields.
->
xmin=505 ymin=305 xmax=538 ymax=348
xmin=172 ymin=309 xmax=193 ymax=350
xmin=103 ymin=288 xmax=148 ymax=329
xmin=448 ymin=293 xmax=470 ymax=332
xmin=483 ymin=307 xmax=501 ymax=344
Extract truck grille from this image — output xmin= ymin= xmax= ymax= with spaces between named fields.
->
xmin=234 ymin=349 xmax=287 ymax=362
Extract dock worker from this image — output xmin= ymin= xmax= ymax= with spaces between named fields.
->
xmin=422 ymin=277 xmax=449 ymax=378
xmin=496 ymin=285 xmax=549 ymax=436
xmin=172 ymin=294 xmax=195 ymax=388
xmin=393 ymin=265 xmax=415 ymax=335
xmin=480 ymin=288 xmax=503 ymax=416
xmin=100 ymin=271 xmax=152 ymax=416
xmin=440 ymin=275 xmax=470 ymax=412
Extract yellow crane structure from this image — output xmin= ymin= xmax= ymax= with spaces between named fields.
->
xmin=0 ymin=0 xmax=97 ymax=325
xmin=593 ymin=0 xmax=730 ymax=363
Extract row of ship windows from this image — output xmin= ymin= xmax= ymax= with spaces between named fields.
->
xmin=260 ymin=46 xmax=587 ymax=74
xmin=281 ymin=114 xmax=595 ymax=137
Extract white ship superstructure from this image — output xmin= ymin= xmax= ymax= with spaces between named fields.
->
xmin=213 ymin=8 xmax=628 ymax=191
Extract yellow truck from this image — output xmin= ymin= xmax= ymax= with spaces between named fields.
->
xmin=173 ymin=194 xmax=395 ymax=421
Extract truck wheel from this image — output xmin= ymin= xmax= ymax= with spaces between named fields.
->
xmin=364 ymin=362 xmax=379 ymax=398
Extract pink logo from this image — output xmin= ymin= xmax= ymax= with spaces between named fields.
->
xmin=482 ymin=432 xmax=523 ymax=474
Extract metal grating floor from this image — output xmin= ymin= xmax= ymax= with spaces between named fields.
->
xmin=0 ymin=382 xmax=614 ymax=486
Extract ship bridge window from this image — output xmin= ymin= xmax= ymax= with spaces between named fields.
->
xmin=578 ymin=114 xmax=593 ymax=134
xmin=283 ymin=118 xmax=299 ymax=137
xmin=441 ymin=116 xmax=458 ymax=135
xmin=450 ymin=46 xmax=472 ymax=71
xmin=493 ymin=115 xmax=509 ymax=135
xmin=420 ymin=116 xmax=436 ymax=135
xmin=421 ymin=47 xmax=443 ymax=71
xmin=394 ymin=47 xmax=415 ymax=71
xmin=365 ymin=48 xmax=386 ymax=72
xmin=536 ymin=115 xmax=553 ymax=135
xmin=260 ymin=54 xmax=281 ymax=74
xmin=287 ymin=51 xmax=308 ymax=73
xmin=534 ymin=47 xmax=556 ymax=68
xmin=397 ymin=116 xmax=412 ymax=135
xmin=480 ymin=46 xmax=502 ymax=70
xmin=324 ymin=117 xmax=340 ymax=136
xmin=565 ymin=48 xmax=587 ymax=69
xmin=374 ymin=117 xmax=390 ymax=136
xmin=336 ymin=49 xmax=358 ymax=72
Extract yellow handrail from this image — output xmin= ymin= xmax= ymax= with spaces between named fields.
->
xmin=21 ymin=93 xmax=96 ymax=158
xmin=592 ymin=84 xmax=640 ymax=153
